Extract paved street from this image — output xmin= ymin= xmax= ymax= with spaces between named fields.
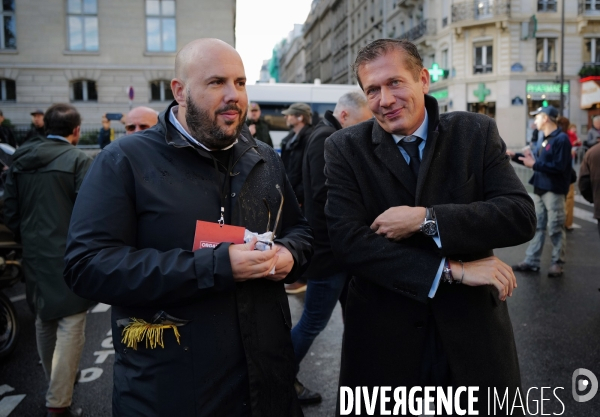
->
xmin=1 ymin=177 xmax=599 ymax=416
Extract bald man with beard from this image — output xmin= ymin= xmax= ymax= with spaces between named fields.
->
xmin=64 ymin=39 xmax=312 ymax=417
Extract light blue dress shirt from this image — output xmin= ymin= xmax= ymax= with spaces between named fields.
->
xmin=391 ymin=111 xmax=445 ymax=298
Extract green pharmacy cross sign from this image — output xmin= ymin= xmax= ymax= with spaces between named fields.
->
xmin=429 ymin=63 xmax=445 ymax=83
xmin=473 ymin=83 xmax=491 ymax=103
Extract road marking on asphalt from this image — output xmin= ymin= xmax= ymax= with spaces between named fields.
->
xmin=93 ymin=350 xmax=115 ymax=364
xmin=0 ymin=394 xmax=26 ymax=417
xmin=570 ymin=223 xmax=582 ymax=229
xmin=91 ymin=303 xmax=111 ymax=313
xmin=7 ymin=294 xmax=24 ymax=303
xmin=0 ymin=386 xmax=14 ymax=397
xmin=574 ymin=206 xmax=597 ymax=223
xmin=575 ymin=194 xmax=594 ymax=207
xmin=78 ymin=368 xmax=103 ymax=383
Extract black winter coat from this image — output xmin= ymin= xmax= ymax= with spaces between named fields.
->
xmin=4 ymin=136 xmax=95 ymax=321
xmin=64 ymin=103 xmax=313 ymax=417
xmin=325 ymin=95 xmax=536 ymax=415
xmin=281 ymin=124 xmax=313 ymax=206
xmin=302 ymin=110 xmax=343 ymax=280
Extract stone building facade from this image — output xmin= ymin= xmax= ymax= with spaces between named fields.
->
xmin=280 ymin=0 xmax=598 ymax=147
xmin=0 ymin=0 xmax=235 ymax=127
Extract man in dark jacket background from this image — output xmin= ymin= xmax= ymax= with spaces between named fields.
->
xmin=280 ymin=102 xmax=313 ymax=207
xmin=4 ymin=103 xmax=93 ymax=417
xmin=64 ymin=38 xmax=312 ymax=417
xmin=292 ymin=90 xmax=372 ymax=404
xmin=246 ymin=102 xmax=273 ymax=147
xmin=514 ymin=105 xmax=572 ymax=277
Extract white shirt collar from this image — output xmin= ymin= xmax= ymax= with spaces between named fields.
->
xmin=391 ymin=110 xmax=429 ymax=144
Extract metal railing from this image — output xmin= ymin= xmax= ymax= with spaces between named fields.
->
xmin=398 ymin=19 xmax=436 ymax=42
xmin=452 ymin=0 xmax=511 ymax=23
xmin=536 ymin=62 xmax=557 ymax=72
xmin=473 ymin=64 xmax=493 ymax=74
xmin=2 ymin=126 xmax=125 ymax=147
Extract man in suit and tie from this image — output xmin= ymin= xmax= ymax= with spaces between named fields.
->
xmin=324 ymin=39 xmax=536 ymax=415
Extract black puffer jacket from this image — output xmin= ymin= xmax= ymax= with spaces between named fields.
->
xmin=64 ymin=101 xmax=313 ymax=417
xmin=280 ymin=124 xmax=313 ymax=206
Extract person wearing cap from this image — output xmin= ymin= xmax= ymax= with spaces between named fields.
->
xmin=513 ymin=105 xmax=572 ymax=277
xmin=23 ymin=108 xmax=46 ymax=144
xmin=246 ymin=102 xmax=273 ymax=147
xmin=280 ymin=102 xmax=313 ymax=207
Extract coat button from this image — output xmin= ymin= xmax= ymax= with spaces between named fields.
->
xmin=123 ymin=348 xmax=127 ymax=353
xmin=231 ymin=193 xmax=236 ymax=197
xmin=184 ymin=346 xmax=189 ymax=351
xmin=414 ymin=321 xmax=425 ymax=329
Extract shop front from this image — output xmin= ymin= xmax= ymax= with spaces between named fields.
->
xmin=429 ymin=88 xmax=449 ymax=113
xmin=580 ymin=76 xmax=600 ymax=129
xmin=467 ymin=82 xmax=496 ymax=119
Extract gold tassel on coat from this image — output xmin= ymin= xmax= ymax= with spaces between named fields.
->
xmin=121 ymin=318 xmax=181 ymax=350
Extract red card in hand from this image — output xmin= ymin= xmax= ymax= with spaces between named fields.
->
xmin=193 ymin=220 xmax=245 ymax=251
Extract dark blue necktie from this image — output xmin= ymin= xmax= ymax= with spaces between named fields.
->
xmin=398 ymin=136 xmax=422 ymax=179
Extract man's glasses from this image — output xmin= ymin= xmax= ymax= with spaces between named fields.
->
xmin=125 ymin=124 xmax=150 ymax=132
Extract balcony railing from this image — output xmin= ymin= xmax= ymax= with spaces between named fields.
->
xmin=398 ymin=19 xmax=436 ymax=42
xmin=579 ymin=62 xmax=600 ymax=77
xmin=536 ymin=62 xmax=557 ymax=72
xmin=473 ymin=64 xmax=493 ymax=74
xmin=579 ymin=0 xmax=600 ymax=15
xmin=452 ymin=0 xmax=511 ymax=23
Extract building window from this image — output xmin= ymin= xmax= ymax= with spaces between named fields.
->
xmin=584 ymin=38 xmax=600 ymax=64
xmin=585 ymin=0 xmax=600 ymax=12
xmin=1 ymin=0 xmax=16 ymax=49
xmin=536 ymin=38 xmax=557 ymax=71
xmin=67 ymin=0 xmax=98 ymax=51
xmin=475 ymin=0 xmax=493 ymax=19
xmin=473 ymin=44 xmax=493 ymax=74
xmin=0 ymin=79 xmax=15 ymax=101
xmin=70 ymin=80 xmax=97 ymax=102
xmin=146 ymin=0 xmax=176 ymax=52
xmin=538 ymin=0 xmax=557 ymax=12
xmin=441 ymin=49 xmax=449 ymax=69
xmin=150 ymin=80 xmax=174 ymax=101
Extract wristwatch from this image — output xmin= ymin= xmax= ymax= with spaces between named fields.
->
xmin=419 ymin=207 xmax=438 ymax=236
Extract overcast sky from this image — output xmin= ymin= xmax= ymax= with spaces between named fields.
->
xmin=236 ymin=0 xmax=313 ymax=84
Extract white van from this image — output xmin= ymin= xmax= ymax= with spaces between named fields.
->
xmin=246 ymin=82 xmax=363 ymax=151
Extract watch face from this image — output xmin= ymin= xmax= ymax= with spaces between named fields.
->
xmin=422 ymin=221 xmax=437 ymax=236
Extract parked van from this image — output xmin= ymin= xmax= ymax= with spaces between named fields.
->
xmin=246 ymin=82 xmax=363 ymax=151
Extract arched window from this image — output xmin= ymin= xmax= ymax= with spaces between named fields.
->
xmin=70 ymin=80 xmax=97 ymax=102
xmin=0 ymin=79 xmax=16 ymax=101
xmin=150 ymin=80 xmax=174 ymax=101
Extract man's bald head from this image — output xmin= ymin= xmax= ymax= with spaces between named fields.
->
xmin=171 ymin=38 xmax=248 ymax=150
xmin=175 ymin=38 xmax=241 ymax=83
xmin=124 ymin=106 xmax=158 ymax=134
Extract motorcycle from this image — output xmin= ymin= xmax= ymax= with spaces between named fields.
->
xmin=0 ymin=142 xmax=23 ymax=359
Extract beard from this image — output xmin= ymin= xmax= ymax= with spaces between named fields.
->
xmin=185 ymin=95 xmax=246 ymax=150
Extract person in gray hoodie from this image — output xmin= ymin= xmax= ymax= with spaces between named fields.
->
xmin=4 ymin=103 xmax=93 ymax=417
